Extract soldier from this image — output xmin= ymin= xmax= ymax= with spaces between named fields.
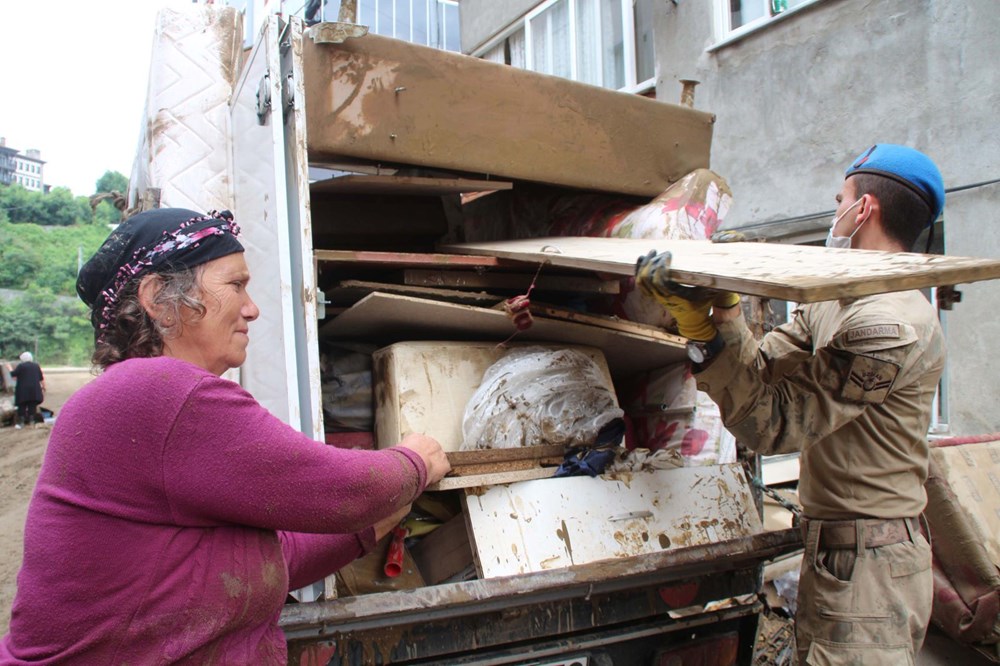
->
xmin=636 ymin=144 xmax=946 ymax=664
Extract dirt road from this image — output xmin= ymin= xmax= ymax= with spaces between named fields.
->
xmin=0 ymin=369 xmax=95 ymax=635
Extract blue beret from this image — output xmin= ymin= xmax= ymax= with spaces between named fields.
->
xmin=845 ymin=144 xmax=945 ymax=225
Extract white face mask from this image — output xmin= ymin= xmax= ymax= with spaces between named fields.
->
xmin=825 ymin=198 xmax=865 ymax=249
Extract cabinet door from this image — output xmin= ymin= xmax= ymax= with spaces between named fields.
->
xmin=231 ymin=15 xmax=322 ymax=440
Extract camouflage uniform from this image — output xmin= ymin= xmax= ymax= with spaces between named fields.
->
xmin=694 ymin=289 xmax=944 ymax=664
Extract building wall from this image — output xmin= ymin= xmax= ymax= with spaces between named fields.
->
xmin=652 ymin=0 xmax=999 ymax=435
xmin=458 ymin=0 xmax=1000 ymax=435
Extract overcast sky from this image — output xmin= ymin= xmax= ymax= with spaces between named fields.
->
xmin=1 ymin=0 xmax=196 ymax=196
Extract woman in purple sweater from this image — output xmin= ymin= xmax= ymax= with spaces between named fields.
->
xmin=1 ymin=208 xmax=450 ymax=664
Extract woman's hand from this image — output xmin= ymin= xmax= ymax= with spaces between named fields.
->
xmin=372 ymin=504 xmax=411 ymax=541
xmin=397 ymin=433 xmax=451 ymax=486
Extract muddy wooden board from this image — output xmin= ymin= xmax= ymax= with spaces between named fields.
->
xmin=462 ymin=464 xmax=762 ymax=579
xmin=314 ymin=249 xmax=509 ymax=269
xmin=441 ymin=237 xmax=1000 ymax=303
xmin=403 ymin=269 xmax=620 ymax=294
xmin=327 ymin=280 xmax=504 ymax=307
xmin=310 ymin=174 xmax=513 ymax=196
xmin=302 ymin=33 xmax=713 ymax=197
xmin=321 ymin=293 xmax=686 ymax=379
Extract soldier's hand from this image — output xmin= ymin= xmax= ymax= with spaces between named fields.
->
xmin=636 ymin=250 xmax=716 ymax=341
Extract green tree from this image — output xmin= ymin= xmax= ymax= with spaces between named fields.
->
xmin=95 ymin=171 xmax=128 ymax=196
xmin=0 ymin=287 xmax=94 ymax=365
xmin=0 ymin=184 xmax=92 ymax=226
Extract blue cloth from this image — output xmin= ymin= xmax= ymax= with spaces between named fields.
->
xmin=555 ymin=446 xmax=618 ymax=478
xmin=845 ymin=144 xmax=944 ymax=225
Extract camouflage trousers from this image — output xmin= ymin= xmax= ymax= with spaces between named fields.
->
xmin=795 ymin=518 xmax=933 ymax=665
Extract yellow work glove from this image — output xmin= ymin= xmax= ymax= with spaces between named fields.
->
xmin=635 ymin=250 xmax=716 ymax=341
xmin=713 ymin=291 xmax=742 ymax=310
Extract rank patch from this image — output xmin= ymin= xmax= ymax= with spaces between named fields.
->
xmin=845 ymin=324 xmax=900 ymax=344
xmin=841 ymin=354 xmax=900 ymax=404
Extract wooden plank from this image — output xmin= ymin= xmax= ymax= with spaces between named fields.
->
xmin=327 ymin=280 xmax=504 ymax=307
xmin=409 ymin=514 xmax=475 ymax=585
xmin=427 ymin=467 xmax=557 ymax=492
xmin=403 ymin=269 xmax=621 ymax=294
xmin=524 ymin=303 xmax=681 ymax=342
xmin=321 ymin=293 xmax=687 ymax=380
xmin=302 ymin=34 xmax=712 ymax=197
xmin=447 ymin=444 xmax=567 ymax=467
xmin=441 ymin=237 xmax=1000 ymax=303
xmin=462 ymin=464 xmax=762 ymax=578
xmin=310 ymin=174 xmax=513 ymax=196
xmin=314 ymin=249 xmax=506 ymax=269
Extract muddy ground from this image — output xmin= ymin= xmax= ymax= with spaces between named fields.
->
xmin=0 ymin=368 xmax=95 ymax=635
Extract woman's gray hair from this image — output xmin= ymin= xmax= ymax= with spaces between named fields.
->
xmin=91 ymin=265 xmax=206 ymax=369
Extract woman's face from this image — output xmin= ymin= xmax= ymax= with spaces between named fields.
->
xmin=163 ymin=253 xmax=260 ymax=375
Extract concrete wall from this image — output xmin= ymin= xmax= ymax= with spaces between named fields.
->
xmin=653 ymin=0 xmax=1000 ymax=435
xmin=459 ymin=0 xmax=1000 ymax=435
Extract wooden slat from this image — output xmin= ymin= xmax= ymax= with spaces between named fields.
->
xmin=426 ymin=467 xmax=556 ymax=492
xmin=320 ymin=293 xmax=687 ymax=379
xmin=314 ymin=249 xmax=506 ymax=269
xmin=310 ymin=174 xmax=513 ymax=196
xmin=328 ymin=280 xmax=504 ymax=307
xmin=403 ymin=269 xmax=620 ymax=294
xmin=441 ymin=237 xmax=1000 ymax=303
xmin=524 ymin=303 xmax=680 ymax=342
xmin=446 ymin=444 xmax=567 ymax=466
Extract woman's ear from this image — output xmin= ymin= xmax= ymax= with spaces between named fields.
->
xmin=137 ymin=274 xmax=167 ymax=321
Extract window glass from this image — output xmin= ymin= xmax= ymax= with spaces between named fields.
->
xmin=729 ymin=0 xmax=766 ymax=30
xmin=531 ymin=0 xmax=571 ymax=79
xmin=395 ymin=0 xmax=411 ymax=39
xmin=359 ymin=0 xmax=373 ymax=26
xmin=634 ymin=0 xmax=655 ymax=82
xmin=444 ymin=2 xmax=460 ymax=52
xmin=376 ymin=0 xmax=393 ymax=35
xmin=412 ymin=0 xmax=429 ymax=44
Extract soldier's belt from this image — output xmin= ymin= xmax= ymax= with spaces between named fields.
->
xmin=801 ymin=516 xmax=921 ymax=549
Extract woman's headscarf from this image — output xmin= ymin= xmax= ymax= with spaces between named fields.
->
xmin=19 ymin=352 xmax=33 ymax=363
xmin=76 ymin=208 xmax=244 ymax=335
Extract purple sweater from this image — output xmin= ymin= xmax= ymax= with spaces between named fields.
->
xmin=1 ymin=356 xmax=426 ymax=664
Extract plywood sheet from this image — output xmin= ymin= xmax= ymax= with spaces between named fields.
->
xmin=322 ymin=293 xmax=687 ymax=379
xmin=302 ymin=33 xmax=713 ymax=197
xmin=463 ymin=464 xmax=762 ymax=578
xmin=442 ymin=237 xmax=1000 ymax=303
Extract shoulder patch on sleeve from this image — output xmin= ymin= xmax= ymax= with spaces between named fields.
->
xmin=845 ymin=324 xmax=901 ymax=344
xmin=841 ymin=354 xmax=901 ymax=404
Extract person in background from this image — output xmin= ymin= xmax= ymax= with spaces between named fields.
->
xmin=0 ymin=208 xmax=450 ymax=664
xmin=11 ymin=352 xmax=44 ymax=430
xmin=636 ymin=144 xmax=946 ymax=664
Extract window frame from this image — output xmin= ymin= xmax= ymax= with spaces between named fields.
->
xmin=473 ymin=0 xmax=655 ymax=94
xmin=710 ymin=0 xmax=825 ymax=50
